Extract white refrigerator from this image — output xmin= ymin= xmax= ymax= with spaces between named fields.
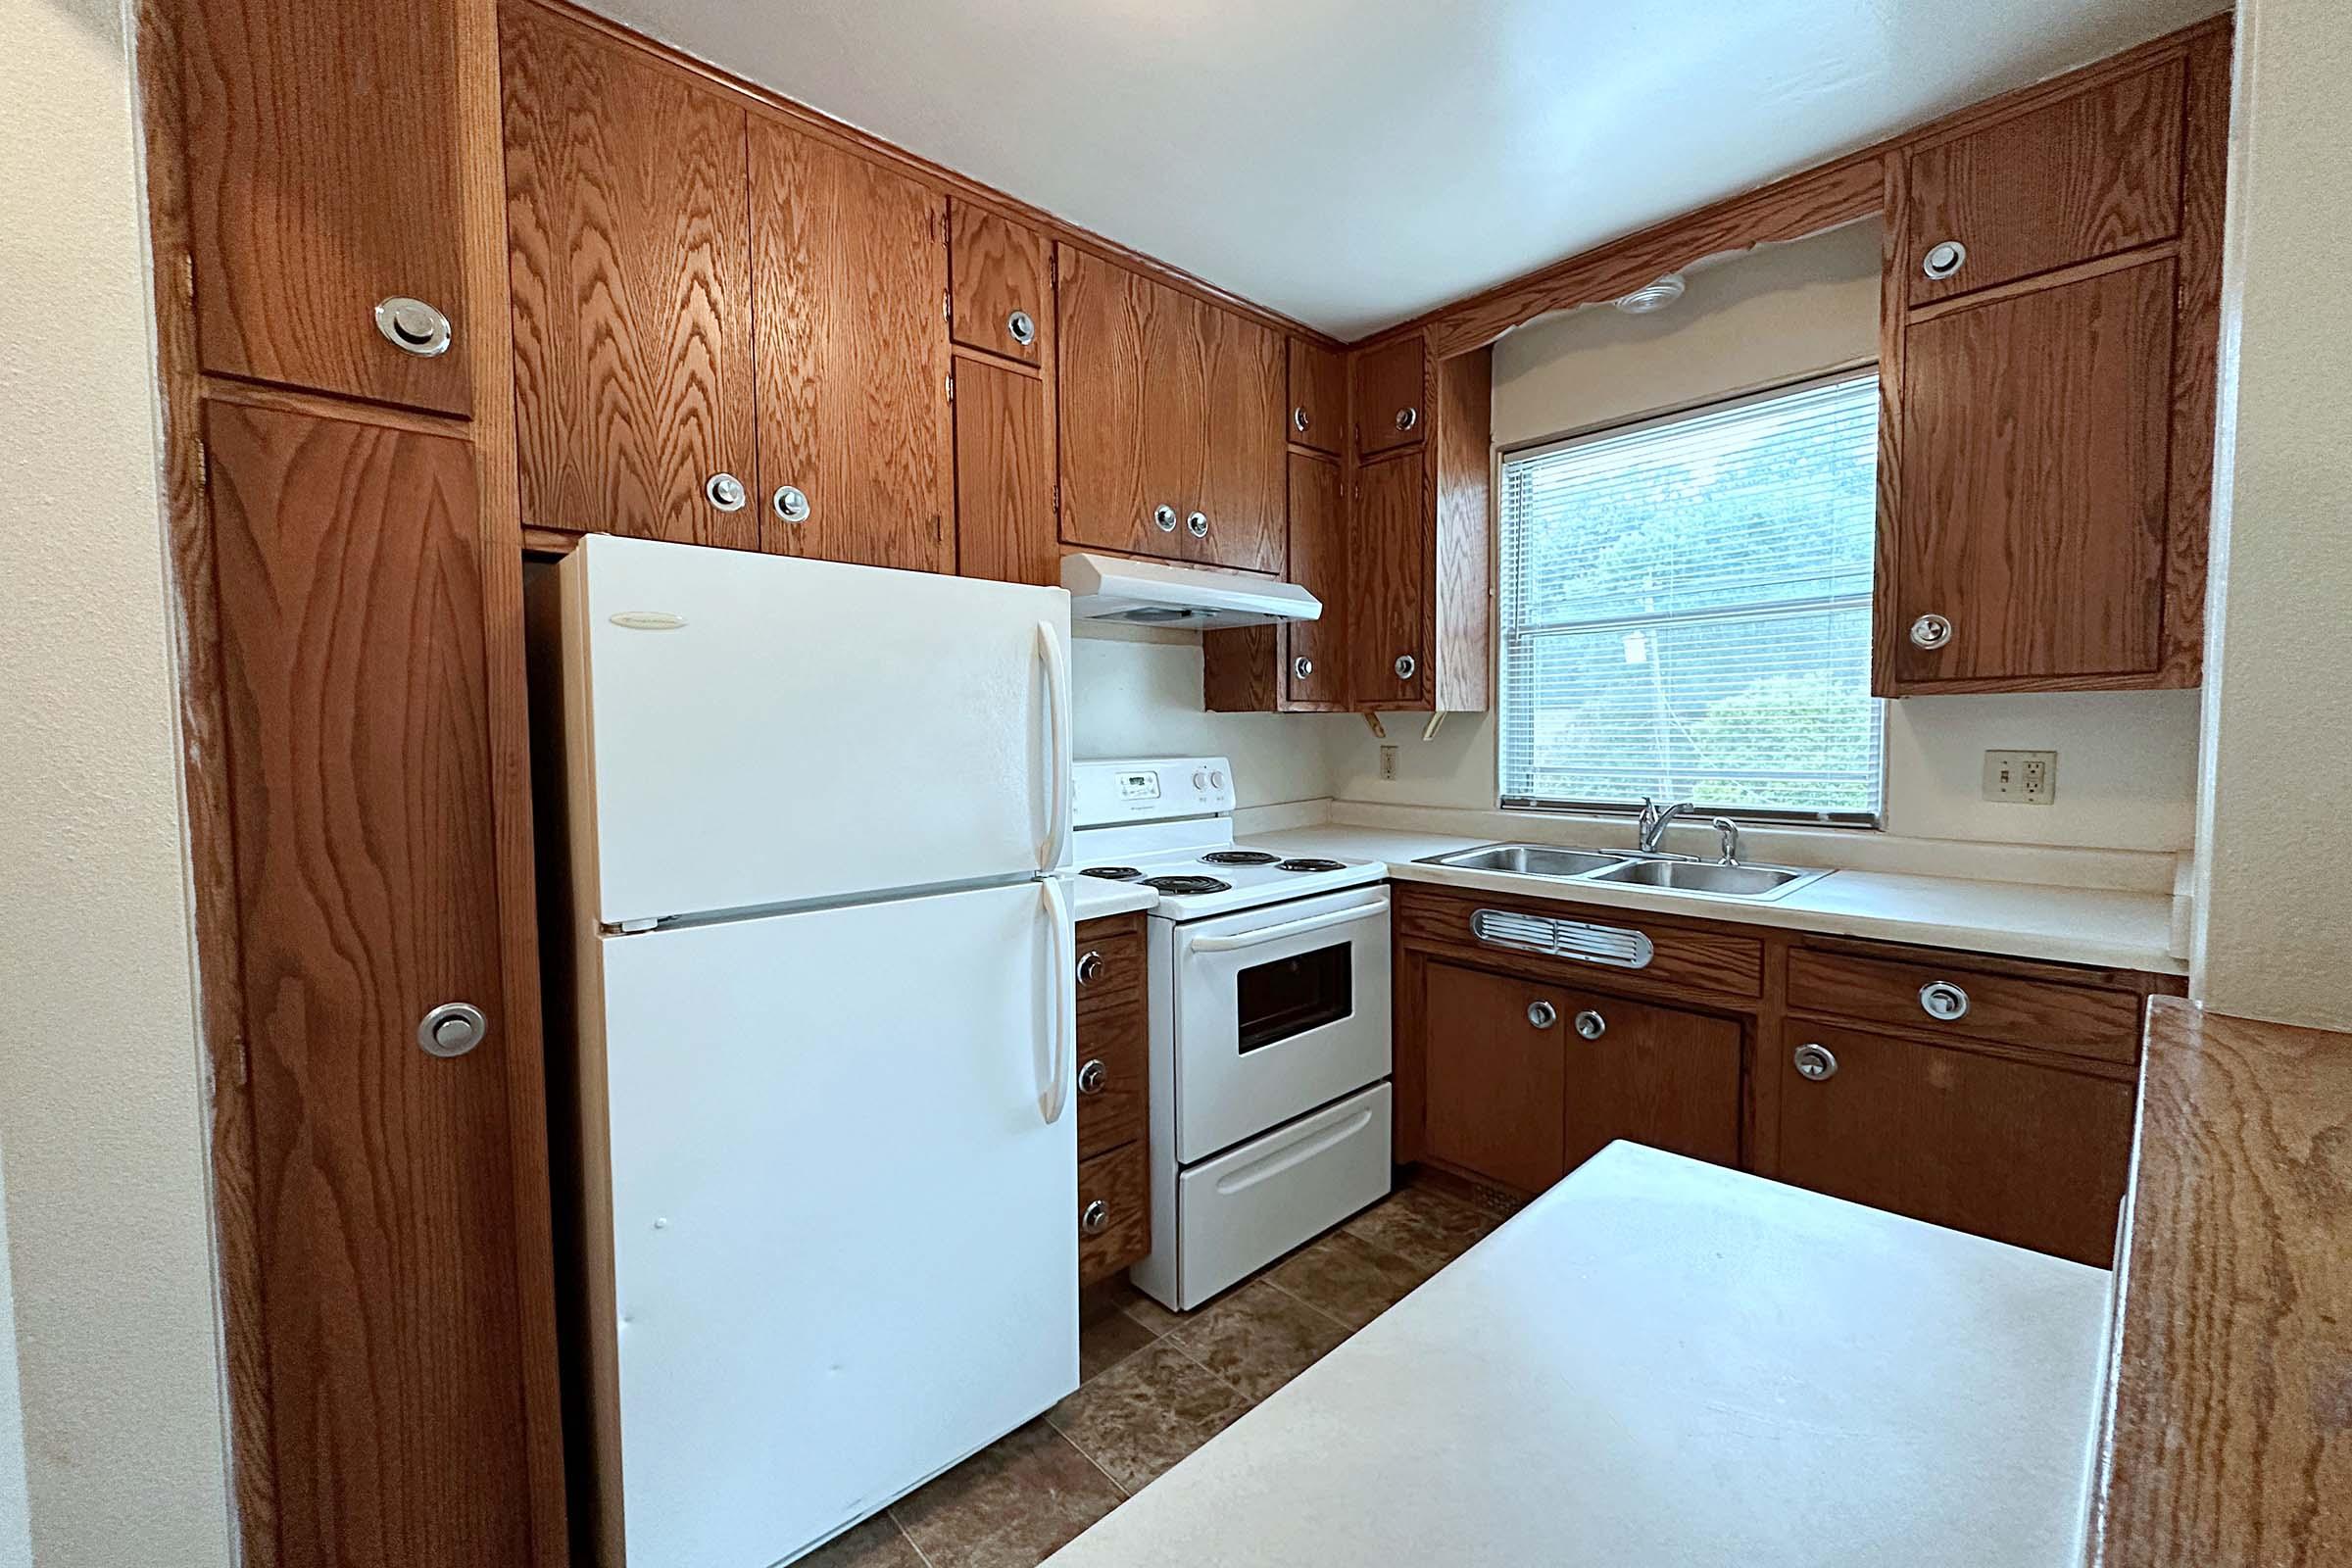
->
xmin=551 ymin=534 xmax=1078 ymax=1567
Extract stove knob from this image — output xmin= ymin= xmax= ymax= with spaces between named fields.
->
xmin=1193 ymin=769 xmax=1208 ymax=789
xmin=1209 ymin=769 xmax=1226 ymax=790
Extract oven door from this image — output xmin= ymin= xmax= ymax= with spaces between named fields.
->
xmin=1170 ymin=885 xmax=1392 ymax=1163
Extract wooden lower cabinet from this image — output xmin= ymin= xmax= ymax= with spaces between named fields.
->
xmin=1075 ymin=913 xmax=1152 ymax=1286
xmin=1419 ymin=959 xmax=1740 ymax=1197
xmin=205 ymin=399 xmax=543 ymax=1566
xmin=1769 ymin=1021 xmax=2135 ymax=1265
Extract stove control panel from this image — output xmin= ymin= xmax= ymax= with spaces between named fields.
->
xmin=1072 ymin=757 xmax=1236 ymax=825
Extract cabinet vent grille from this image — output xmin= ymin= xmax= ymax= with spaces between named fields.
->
xmin=1470 ymin=908 xmax=1655 ymax=969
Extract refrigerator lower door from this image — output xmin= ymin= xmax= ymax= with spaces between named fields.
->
xmin=594 ymin=880 xmax=1077 ymax=1567
xmin=565 ymin=534 xmax=1073 ymax=927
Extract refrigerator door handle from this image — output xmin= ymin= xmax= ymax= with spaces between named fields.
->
xmin=1037 ymin=618 xmax=1072 ymax=872
xmin=1040 ymin=875 xmax=1075 ymax=1124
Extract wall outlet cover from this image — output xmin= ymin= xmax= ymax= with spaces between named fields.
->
xmin=1983 ymin=750 xmax=2058 ymax=805
xmin=1379 ymin=745 xmax=1397 ymax=781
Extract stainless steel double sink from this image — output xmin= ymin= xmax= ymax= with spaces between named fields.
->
xmin=1416 ymin=842 xmax=1832 ymax=902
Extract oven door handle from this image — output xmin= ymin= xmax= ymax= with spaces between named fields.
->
xmin=1186 ymin=899 xmax=1390 ymax=954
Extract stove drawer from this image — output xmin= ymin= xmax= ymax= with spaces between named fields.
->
xmin=1169 ymin=1082 xmax=1392 ymax=1310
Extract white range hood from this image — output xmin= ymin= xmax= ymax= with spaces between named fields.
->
xmin=1061 ymin=552 xmax=1322 ymax=628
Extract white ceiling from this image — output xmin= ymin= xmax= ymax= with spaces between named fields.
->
xmin=579 ymin=0 xmax=2223 ymax=340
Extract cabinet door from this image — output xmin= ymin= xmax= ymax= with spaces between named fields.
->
xmin=1196 ymin=307 xmax=1286 ymax=572
xmin=1895 ymin=258 xmax=2174 ymax=684
xmin=182 ymin=0 xmax=471 ymax=413
xmin=1557 ymin=990 xmax=1741 ymax=1173
xmin=1906 ymin=59 xmax=2184 ymax=305
xmin=752 ymin=121 xmax=954 ymax=572
xmin=1056 ymin=248 xmax=1204 ymax=561
xmin=1353 ymin=336 xmax=1428 ymax=458
xmin=1350 ymin=449 xmax=1428 ymax=708
xmin=1422 ymin=962 xmax=1567 ymax=1194
xmin=503 ymin=4 xmax=758 ymax=547
xmin=1772 ymin=1022 xmax=2134 ymax=1264
xmin=950 ymin=200 xmax=1050 ymax=367
xmin=952 ymin=353 xmax=1054 ymax=586
xmin=1287 ymin=339 xmax=1346 ymax=456
xmin=1284 ymin=452 xmax=1348 ymax=706
xmin=205 ymin=401 xmax=535 ymax=1566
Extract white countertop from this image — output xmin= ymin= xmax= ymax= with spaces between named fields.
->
xmin=1241 ymin=824 xmax=2184 ymax=974
xmin=1065 ymin=872 xmax=1159 ymax=922
xmin=1045 ymin=1143 xmax=2111 ymax=1568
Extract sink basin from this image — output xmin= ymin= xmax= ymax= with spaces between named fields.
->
xmin=1424 ymin=844 xmax=1629 ymax=877
xmin=1589 ymin=859 xmax=1813 ymax=898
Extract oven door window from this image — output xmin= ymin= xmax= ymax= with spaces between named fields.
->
xmin=1236 ymin=942 xmax=1353 ymax=1054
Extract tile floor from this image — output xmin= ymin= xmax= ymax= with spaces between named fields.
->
xmin=803 ymin=1175 xmax=1521 ymax=1568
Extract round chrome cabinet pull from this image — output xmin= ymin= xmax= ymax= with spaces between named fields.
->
xmin=1152 ymin=503 xmax=1178 ymax=533
xmin=1921 ymin=239 xmax=1968 ymax=281
xmin=1292 ymin=405 xmax=1311 ymax=434
xmin=1394 ymin=654 xmax=1417 ymax=681
xmin=373 ymin=296 xmax=452 ymax=358
xmin=1077 ymin=1058 xmax=1106 ymax=1096
xmin=417 ymin=1002 xmax=487 ymax=1059
xmin=1573 ymin=1009 xmax=1606 ymax=1040
xmin=1080 ymin=1200 xmax=1109 ymax=1236
xmin=1076 ymin=950 xmax=1104 ymax=987
xmin=1527 ymin=1001 xmax=1557 ymax=1030
xmin=1395 ymin=405 xmax=1420 ymax=433
xmin=705 ymin=471 xmax=748 ymax=512
xmin=1006 ymin=309 xmax=1037 ymax=347
xmin=1792 ymin=1042 xmax=1838 ymax=1082
xmin=771 ymin=485 xmax=810 ymax=524
xmin=1909 ymin=612 xmax=1953 ymax=650
xmin=1292 ymin=656 xmax=1314 ymax=680
xmin=1186 ymin=511 xmax=1208 ymax=538
xmin=1919 ymin=980 xmax=1971 ymax=1021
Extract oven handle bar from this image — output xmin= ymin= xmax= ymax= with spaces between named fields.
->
xmin=1186 ymin=899 xmax=1391 ymax=954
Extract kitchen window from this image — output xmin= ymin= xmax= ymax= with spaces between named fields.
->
xmin=1496 ymin=368 xmax=1885 ymax=825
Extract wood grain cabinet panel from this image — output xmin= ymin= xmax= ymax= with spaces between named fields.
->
xmin=1283 ymin=452 xmax=1348 ymax=706
xmin=1771 ymin=1021 xmax=2134 ymax=1264
xmin=952 ymin=353 xmax=1054 ymax=586
xmin=1348 ymin=449 xmax=1428 ymax=707
xmin=751 ymin=120 xmax=954 ymax=572
xmin=1787 ymin=947 xmax=2143 ymax=1066
xmin=181 ymin=0 xmax=473 ymax=414
xmin=1196 ymin=308 xmax=1287 ymax=572
xmin=949 ymin=200 xmax=1051 ymax=367
xmin=1074 ymin=999 xmax=1147 ymax=1161
xmin=1353 ymin=336 xmax=1428 ymax=458
xmin=1286 ymin=338 xmax=1347 ymax=456
xmin=502 ymin=2 xmax=758 ymax=547
xmin=1894 ymin=258 xmax=2175 ymax=684
xmin=1077 ymin=1143 xmax=1151 ymax=1288
xmin=1557 ymin=990 xmax=1741 ymax=1175
xmin=204 ymin=400 xmax=536 ymax=1568
xmin=1056 ymin=246 xmax=1202 ymax=561
xmin=1906 ymin=58 xmax=2185 ymax=305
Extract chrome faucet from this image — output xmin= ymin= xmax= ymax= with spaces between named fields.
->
xmin=1635 ymin=797 xmax=1694 ymax=854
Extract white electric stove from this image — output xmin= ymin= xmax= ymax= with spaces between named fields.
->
xmin=1072 ymin=759 xmax=1395 ymax=1310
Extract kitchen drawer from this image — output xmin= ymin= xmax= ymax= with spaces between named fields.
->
xmin=1396 ymin=886 xmax=1764 ymax=1001
xmin=1075 ymin=920 xmax=1146 ymax=1017
xmin=1075 ymin=999 xmax=1147 ymax=1160
xmin=1787 ymin=947 xmax=2142 ymax=1066
xmin=1077 ymin=1141 xmax=1150 ymax=1287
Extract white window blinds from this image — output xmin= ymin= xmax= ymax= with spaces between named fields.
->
xmin=1497 ymin=368 xmax=1885 ymax=824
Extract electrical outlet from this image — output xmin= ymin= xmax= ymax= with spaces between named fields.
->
xmin=1379 ymin=745 xmax=1397 ymax=781
xmin=1983 ymin=750 xmax=2058 ymax=805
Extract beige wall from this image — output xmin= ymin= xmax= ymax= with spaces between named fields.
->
xmin=1073 ymin=625 xmax=1350 ymax=807
xmin=1324 ymin=221 xmax=2204 ymax=857
xmin=0 ymin=2 xmax=236 ymax=1564
xmin=2191 ymin=0 xmax=2352 ymax=1029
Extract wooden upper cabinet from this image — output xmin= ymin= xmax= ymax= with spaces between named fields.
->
xmin=1056 ymin=247 xmax=1213 ymax=562
xmin=1197 ymin=309 xmax=1286 ymax=573
xmin=203 ymin=399 xmax=537 ymax=1565
xmin=750 ymin=120 xmax=954 ymax=573
xmin=1907 ymin=58 xmax=2185 ymax=305
xmin=953 ymin=352 xmax=1054 ymax=587
xmin=1349 ymin=449 xmax=1428 ymax=708
xmin=181 ymin=0 xmax=472 ymax=414
xmin=1353 ymin=335 xmax=1428 ymax=458
xmin=950 ymin=201 xmax=1051 ymax=367
xmin=1284 ymin=453 xmax=1348 ymax=706
xmin=1287 ymin=339 xmax=1346 ymax=455
xmin=1895 ymin=257 xmax=2175 ymax=684
xmin=502 ymin=3 xmax=758 ymax=547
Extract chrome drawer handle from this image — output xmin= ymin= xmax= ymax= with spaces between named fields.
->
xmin=1293 ymin=656 xmax=1314 ymax=680
xmin=1152 ymin=503 xmax=1178 ymax=532
xmin=1909 ymin=612 xmax=1952 ymax=650
xmin=1006 ymin=309 xmax=1037 ymax=346
xmin=374 ymin=296 xmax=452 ymax=358
xmin=1922 ymin=239 xmax=1968 ymax=280
xmin=1919 ymin=981 xmax=1971 ymax=1021
xmin=1527 ymin=1001 xmax=1557 ymax=1029
xmin=1573 ymin=1009 xmax=1606 ymax=1040
xmin=1080 ymin=1200 xmax=1109 ymax=1236
xmin=1186 ymin=511 xmax=1208 ymax=538
xmin=417 ymin=1002 xmax=486 ymax=1058
xmin=705 ymin=471 xmax=747 ymax=512
xmin=1395 ymin=405 xmax=1420 ymax=432
xmin=1077 ymin=1057 xmax=1106 ymax=1096
xmin=771 ymin=485 xmax=810 ymax=524
xmin=1292 ymin=405 xmax=1311 ymax=433
xmin=1076 ymin=950 xmax=1104 ymax=986
xmin=1793 ymin=1042 xmax=1838 ymax=1081
xmin=1394 ymin=654 xmax=1417 ymax=681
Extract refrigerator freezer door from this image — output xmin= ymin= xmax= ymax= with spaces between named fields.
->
xmin=566 ymin=534 xmax=1072 ymax=925
xmin=595 ymin=880 xmax=1077 ymax=1567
